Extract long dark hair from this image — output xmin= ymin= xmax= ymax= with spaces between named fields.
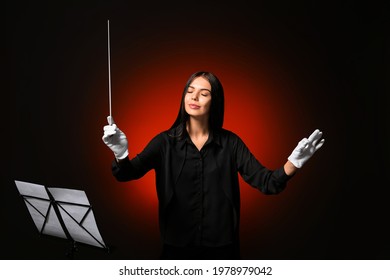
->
xmin=170 ymin=71 xmax=224 ymax=139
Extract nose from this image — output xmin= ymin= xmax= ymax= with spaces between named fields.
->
xmin=191 ymin=92 xmax=199 ymax=101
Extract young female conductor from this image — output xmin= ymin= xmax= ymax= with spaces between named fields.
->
xmin=102 ymin=71 xmax=325 ymax=259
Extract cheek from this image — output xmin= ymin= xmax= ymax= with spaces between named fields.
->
xmin=184 ymin=96 xmax=191 ymax=112
xmin=204 ymin=99 xmax=212 ymax=111
xmin=184 ymin=94 xmax=191 ymax=104
xmin=184 ymin=96 xmax=190 ymax=106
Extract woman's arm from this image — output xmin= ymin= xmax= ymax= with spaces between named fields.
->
xmin=234 ymin=133 xmax=292 ymax=195
xmin=111 ymin=132 xmax=164 ymax=182
xmin=235 ymin=129 xmax=324 ymax=194
xmin=102 ymin=117 xmax=164 ymax=182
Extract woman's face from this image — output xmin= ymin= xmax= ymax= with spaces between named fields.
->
xmin=184 ymin=76 xmax=212 ymax=120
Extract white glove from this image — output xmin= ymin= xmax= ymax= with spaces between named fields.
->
xmin=288 ymin=129 xmax=325 ymax=168
xmin=102 ymin=116 xmax=129 ymax=160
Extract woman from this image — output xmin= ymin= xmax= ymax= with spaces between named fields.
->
xmin=102 ymin=71 xmax=324 ymax=259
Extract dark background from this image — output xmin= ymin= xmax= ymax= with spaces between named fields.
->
xmin=4 ymin=1 xmax=389 ymax=260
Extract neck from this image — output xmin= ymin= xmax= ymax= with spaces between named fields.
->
xmin=187 ymin=116 xmax=209 ymax=137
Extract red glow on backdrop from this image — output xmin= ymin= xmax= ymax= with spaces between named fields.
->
xmin=93 ymin=33 xmax=309 ymax=251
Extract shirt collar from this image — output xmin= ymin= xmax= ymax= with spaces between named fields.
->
xmin=179 ymin=129 xmax=222 ymax=149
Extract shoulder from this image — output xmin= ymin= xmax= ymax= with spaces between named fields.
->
xmin=148 ymin=128 xmax=181 ymax=146
xmin=141 ymin=130 xmax=170 ymax=150
xmin=216 ymin=128 xmax=246 ymax=149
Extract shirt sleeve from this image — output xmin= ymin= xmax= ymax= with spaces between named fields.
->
xmin=233 ymin=133 xmax=292 ymax=194
xmin=111 ymin=133 xmax=164 ymax=182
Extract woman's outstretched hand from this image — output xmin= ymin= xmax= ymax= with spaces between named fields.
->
xmin=287 ymin=129 xmax=325 ymax=168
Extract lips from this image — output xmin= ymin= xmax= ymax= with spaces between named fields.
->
xmin=189 ymin=104 xmax=201 ymax=109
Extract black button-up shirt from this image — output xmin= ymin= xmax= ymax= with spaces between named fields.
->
xmin=165 ymin=132 xmax=234 ymax=247
xmin=112 ymin=127 xmax=292 ymax=248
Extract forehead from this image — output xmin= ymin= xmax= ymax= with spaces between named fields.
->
xmin=189 ymin=76 xmax=211 ymax=90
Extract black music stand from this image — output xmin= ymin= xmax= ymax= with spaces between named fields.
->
xmin=14 ymin=180 xmax=108 ymax=257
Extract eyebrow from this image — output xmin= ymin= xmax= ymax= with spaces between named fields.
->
xmin=188 ymin=86 xmax=211 ymax=93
